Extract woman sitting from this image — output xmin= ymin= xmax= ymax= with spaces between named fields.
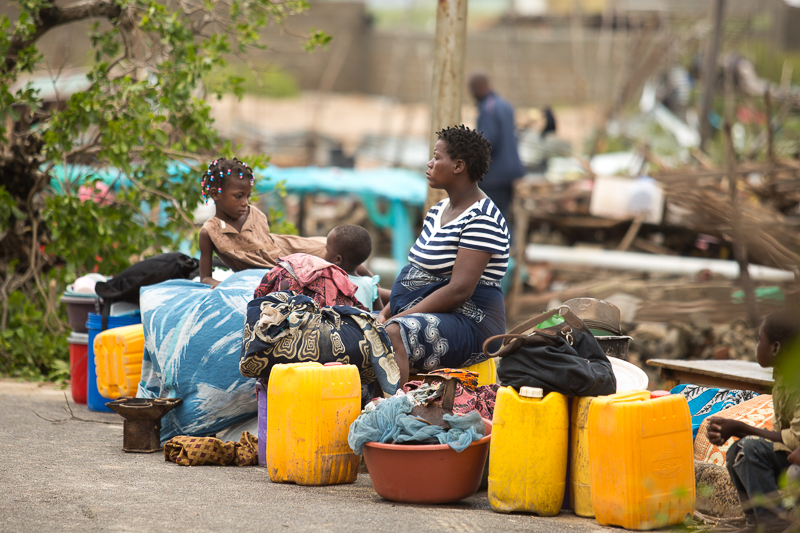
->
xmin=377 ymin=125 xmax=509 ymax=385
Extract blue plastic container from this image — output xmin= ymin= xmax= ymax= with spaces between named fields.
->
xmin=86 ymin=313 xmax=142 ymax=413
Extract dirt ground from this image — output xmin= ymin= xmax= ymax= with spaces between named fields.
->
xmin=0 ymin=379 xmax=627 ymax=533
xmin=209 ymin=92 xmax=597 ymax=159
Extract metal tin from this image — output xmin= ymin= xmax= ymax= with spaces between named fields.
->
xmin=596 ymin=335 xmax=633 ymax=361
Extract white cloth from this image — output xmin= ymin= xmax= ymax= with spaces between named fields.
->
xmin=348 ymin=274 xmax=380 ymax=310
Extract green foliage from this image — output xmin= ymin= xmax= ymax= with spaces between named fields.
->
xmin=44 ymin=190 xmax=168 ymax=276
xmin=0 ymin=186 xmax=27 ymax=233
xmin=0 ymin=0 xmax=325 ymax=380
xmin=303 ymin=28 xmax=332 ymax=52
xmin=267 ymin=206 xmax=298 ymax=235
xmin=0 ymin=290 xmax=69 ymax=381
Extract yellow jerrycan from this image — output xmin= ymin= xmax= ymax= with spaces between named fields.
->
xmin=569 ymin=396 xmax=595 ymax=518
xmin=267 ymin=362 xmax=361 ymax=486
xmin=93 ymin=324 xmax=145 ymax=399
xmin=588 ymin=390 xmax=695 ymax=530
xmin=489 ymin=386 xmax=569 ymax=515
xmin=463 ymin=358 xmax=498 ymax=386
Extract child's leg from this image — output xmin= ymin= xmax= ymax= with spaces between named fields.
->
xmin=726 ymin=436 xmax=792 ymax=527
xmin=726 ymin=439 xmax=757 ymax=527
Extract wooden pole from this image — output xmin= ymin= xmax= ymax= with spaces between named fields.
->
xmin=424 ymin=0 xmax=468 ymax=212
xmin=721 ymin=57 xmax=759 ymax=327
xmin=617 ymin=213 xmax=645 ymax=252
xmin=699 ymin=0 xmax=725 ymax=152
xmin=507 ymin=189 xmax=529 ymax=319
xmin=724 ymin=122 xmax=759 ymax=328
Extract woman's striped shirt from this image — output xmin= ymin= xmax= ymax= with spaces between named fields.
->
xmin=408 ymin=197 xmax=510 ymax=283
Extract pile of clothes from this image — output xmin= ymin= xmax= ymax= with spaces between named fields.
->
xmin=348 ymin=369 xmax=498 ymax=455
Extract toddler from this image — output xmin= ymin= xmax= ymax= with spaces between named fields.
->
xmin=324 ymin=224 xmax=383 ymax=311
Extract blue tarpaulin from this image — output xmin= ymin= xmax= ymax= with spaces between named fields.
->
xmin=256 ymin=166 xmax=427 ymax=273
xmin=49 ymin=164 xmax=428 ymax=273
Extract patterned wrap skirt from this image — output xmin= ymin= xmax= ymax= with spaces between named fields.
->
xmin=386 ymin=264 xmax=506 ymax=372
xmin=240 ymin=291 xmax=400 ymax=401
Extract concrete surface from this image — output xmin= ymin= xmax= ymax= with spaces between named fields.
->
xmin=0 ymin=379 xmax=623 ymax=532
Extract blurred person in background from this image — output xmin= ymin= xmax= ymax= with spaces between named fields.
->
xmin=468 ymin=72 xmax=525 ymax=236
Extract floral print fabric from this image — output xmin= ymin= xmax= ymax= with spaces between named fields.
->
xmin=386 ymin=264 xmax=506 ymax=372
xmin=240 ymin=291 xmax=400 ymax=402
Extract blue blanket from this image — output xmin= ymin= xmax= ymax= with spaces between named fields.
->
xmin=671 ymin=384 xmax=760 ymax=438
xmin=137 ymin=270 xmax=267 ymax=442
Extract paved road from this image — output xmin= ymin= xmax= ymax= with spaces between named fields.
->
xmin=0 ymin=380 xmax=622 ymax=532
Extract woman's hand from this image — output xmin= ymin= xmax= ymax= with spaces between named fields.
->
xmin=396 ymin=248 xmax=492 ymax=317
xmin=706 ymin=418 xmax=750 ymax=445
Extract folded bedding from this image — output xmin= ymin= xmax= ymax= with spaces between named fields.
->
xmin=137 ymin=270 xmax=268 ymax=441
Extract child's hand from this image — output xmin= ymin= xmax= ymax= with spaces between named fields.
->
xmin=202 ymin=277 xmax=220 ymax=289
xmin=377 ymin=305 xmax=391 ymax=324
xmin=789 ymin=446 xmax=800 ymax=466
xmin=706 ymin=417 xmax=749 ymax=445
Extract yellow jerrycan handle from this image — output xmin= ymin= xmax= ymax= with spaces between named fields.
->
xmin=606 ymin=390 xmax=650 ymax=403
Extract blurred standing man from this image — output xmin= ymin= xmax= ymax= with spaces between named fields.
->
xmin=468 ymin=72 xmax=525 ymax=235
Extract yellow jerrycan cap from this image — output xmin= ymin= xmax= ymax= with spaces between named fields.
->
xmin=519 ymin=386 xmax=543 ymax=398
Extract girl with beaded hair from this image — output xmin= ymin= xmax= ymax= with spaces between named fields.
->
xmin=198 ymin=158 xmax=327 ymax=288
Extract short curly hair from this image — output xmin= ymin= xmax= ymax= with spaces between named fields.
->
xmin=436 ymin=125 xmax=492 ymax=182
xmin=328 ymin=224 xmax=372 ymax=271
xmin=763 ymin=309 xmax=800 ymax=345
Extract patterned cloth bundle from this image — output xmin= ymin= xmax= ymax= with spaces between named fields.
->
xmin=239 ymin=291 xmax=400 ymax=403
xmin=164 ymin=432 xmax=259 ymax=466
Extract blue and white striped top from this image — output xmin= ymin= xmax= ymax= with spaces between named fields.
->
xmin=408 ymin=198 xmax=510 ymax=282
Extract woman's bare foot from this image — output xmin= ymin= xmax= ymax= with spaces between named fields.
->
xmin=385 ymin=323 xmax=409 ymax=386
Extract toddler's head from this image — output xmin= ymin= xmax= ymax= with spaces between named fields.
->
xmin=200 ymin=158 xmax=254 ymax=204
xmin=756 ymin=309 xmax=800 ymax=367
xmin=325 ymin=224 xmax=372 ymax=274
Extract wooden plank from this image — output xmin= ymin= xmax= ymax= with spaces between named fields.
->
xmin=647 ymin=358 xmax=773 ymax=393
xmin=658 ymin=368 xmax=772 ymax=394
xmin=525 ymin=212 xmax=625 ymax=228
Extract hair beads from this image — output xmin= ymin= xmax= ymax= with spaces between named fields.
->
xmin=200 ymin=157 xmax=255 ymax=204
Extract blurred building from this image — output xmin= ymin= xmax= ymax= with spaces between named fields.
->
xmin=3 ymin=0 xmax=799 ymax=109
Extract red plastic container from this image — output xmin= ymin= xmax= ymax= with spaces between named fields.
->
xmin=67 ymin=332 xmax=88 ymax=404
xmin=362 ymin=419 xmax=492 ymax=504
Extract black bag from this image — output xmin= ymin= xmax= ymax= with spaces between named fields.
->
xmin=94 ymin=252 xmax=199 ymax=330
xmin=482 ymin=307 xmax=616 ymax=397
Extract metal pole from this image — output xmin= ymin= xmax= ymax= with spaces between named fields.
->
xmin=425 ymin=0 xmax=468 ymax=211
xmin=699 ymin=0 xmax=725 ymax=152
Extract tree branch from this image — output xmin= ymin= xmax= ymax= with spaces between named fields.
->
xmin=4 ymin=0 xmax=123 ymax=75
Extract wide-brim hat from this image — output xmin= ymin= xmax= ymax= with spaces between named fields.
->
xmin=562 ymin=297 xmax=622 ymax=336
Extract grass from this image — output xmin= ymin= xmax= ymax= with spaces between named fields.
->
xmin=740 ymin=41 xmax=800 ymax=87
xmin=204 ymin=64 xmax=300 ymax=99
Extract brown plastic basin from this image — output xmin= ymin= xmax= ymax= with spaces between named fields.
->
xmin=362 ymin=419 xmax=492 ymax=504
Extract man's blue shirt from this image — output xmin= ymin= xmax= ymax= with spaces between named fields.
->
xmin=476 ymin=92 xmax=525 ymax=189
